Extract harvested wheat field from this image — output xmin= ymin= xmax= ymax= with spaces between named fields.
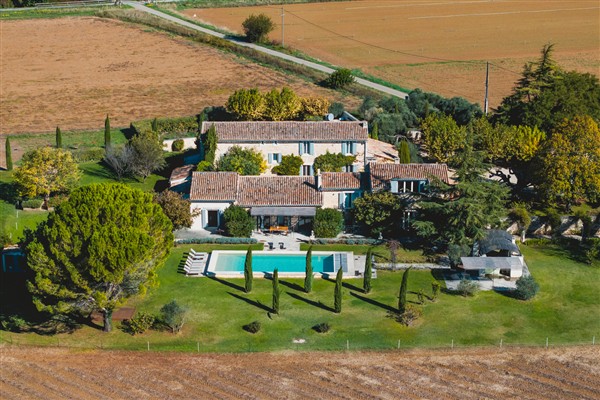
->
xmin=1 ymin=345 xmax=600 ymax=399
xmin=0 ymin=17 xmax=357 ymax=135
xmin=185 ymin=0 xmax=600 ymax=107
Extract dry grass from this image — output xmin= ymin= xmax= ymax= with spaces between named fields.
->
xmin=184 ymin=0 xmax=600 ymax=107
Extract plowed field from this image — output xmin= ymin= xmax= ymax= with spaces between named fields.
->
xmin=0 ymin=17 xmax=358 ymax=135
xmin=185 ymin=0 xmax=600 ymax=107
xmin=1 ymin=345 xmax=600 ymax=399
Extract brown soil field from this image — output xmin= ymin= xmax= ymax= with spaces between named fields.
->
xmin=0 ymin=17 xmax=358 ymax=136
xmin=1 ymin=345 xmax=600 ymax=399
xmin=185 ymin=0 xmax=600 ymax=108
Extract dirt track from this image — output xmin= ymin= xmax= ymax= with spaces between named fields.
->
xmin=0 ymin=17 xmax=357 ymax=135
xmin=1 ymin=345 xmax=599 ymax=399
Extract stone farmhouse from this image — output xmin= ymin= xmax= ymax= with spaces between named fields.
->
xmin=168 ymin=120 xmax=450 ymax=233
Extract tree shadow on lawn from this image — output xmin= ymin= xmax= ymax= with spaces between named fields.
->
xmin=342 ymin=281 xmax=364 ymax=293
xmin=278 ymin=279 xmax=305 ymax=292
xmin=350 ymin=292 xmax=397 ymax=313
xmin=207 ymin=276 xmax=245 ymax=292
xmin=286 ymin=291 xmax=336 ymax=313
xmin=227 ymin=292 xmax=273 ymax=313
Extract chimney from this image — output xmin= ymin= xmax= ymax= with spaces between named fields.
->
xmin=393 ymin=156 xmax=400 ymax=164
xmin=316 ymin=168 xmax=322 ymax=189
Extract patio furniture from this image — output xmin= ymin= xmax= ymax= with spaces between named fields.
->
xmin=279 ymin=242 xmax=286 ymax=250
xmin=269 ymin=225 xmax=289 ymax=234
xmin=268 ymin=242 xmax=274 ymax=250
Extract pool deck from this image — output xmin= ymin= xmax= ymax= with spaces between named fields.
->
xmin=205 ymin=250 xmax=362 ymax=279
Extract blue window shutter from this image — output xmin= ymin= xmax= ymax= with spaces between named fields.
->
xmin=338 ymin=193 xmax=345 ymax=208
xmin=351 ymin=142 xmax=357 ymax=154
xmin=277 ymin=154 xmax=282 ymax=163
xmin=341 ymin=142 xmax=347 ymax=154
xmin=201 ymin=209 xmax=208 ymax=228
xmin=268 ymin=153 xmax=273 ymax=164
xmin=309 ymin=142 xmax=314 ymax=155
xmin=390 ymin=180 xmax=398 ymax=193
xmin=299 ymin=142 xmax=304 ymax=155
xmin=310 ymin=165 xmax=314 ymax=175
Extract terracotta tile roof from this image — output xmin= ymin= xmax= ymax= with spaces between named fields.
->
xmin=169 ymin=165 xmax=195 ymax=187
xmin=237 ymin=176 xmax=322 ymax=207
xmin=369 ymin=163 xmax=450 ymax=190
xmin=189 ymin=172 xmax=238 ymax=201
xmin=320 ymin=172 xmax=362 ymax=191
xmin=367 ymin=138 xmax=398 ymax=162
xmin=201 ymin=121 xmax=368 ymax=142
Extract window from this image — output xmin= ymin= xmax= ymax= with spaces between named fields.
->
xmin=302 ymin=165 xmax=313 ymax=176
xmin=268 ymin=153 xmax=282 ymax=164
xmin=341 ymin=141 xmax=357 ymax=155
xmin=338 ymin=192 xmax=356 ymax=209
xmin=299 ymin=141 xmax=314 ymax=155
xmin=343 ymin=164 xmax=356 ymax=172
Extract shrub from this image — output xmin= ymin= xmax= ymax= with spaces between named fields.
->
xmin=159 ymin=300 xmax=187 ymax=334
xmin=131 ymin=116 xmax=198 ymax=139
xmin=122 ymin=312 xmax=156 ymax=335
xmin=70 ymin=147 xmax=105 ymax=163
xmin=326 ymin=68 xmax=354 ymax=89
xmin=310 ymin=238 xmax=384 ymax=246
xmin=522 ymin=238 xmax=553 ymax=247
xmin=171 ymin=139 xmax=185 ymax=152
xmin=313 ymin=208 xmax=344 ymax=238
xmin=22 ymin=198 xmax=43 ymax=209
xmin=329 ymin=102 xmax=344 ymax=118
xmin=396 ymin=305 xmax=422 ymax=326
xmin=417 ymin=289 xmax=425 ymax=304
xmin=0 ymin=233 xmax=13 ymax=248
xmin=242 ymin=13 xmax=274 ymax=43
xmin=197 ymin=160 xmax=213 ymax=172
xmin=312 ymin=322 xmax=330 ymax=333
xmin=431 ymin=281 xmax=441 ymax=301
xmin=272 ymin=154 xmax=303 ymax=175
xmin=243 ymin=320 xmax=261 ymax=334
xmin=0 ymin=315 xmax=29 ymax=332
xmin=223 ymin=205 xmax=254 ymax=238
xmin=47 ymin=194 xmax=68 ymax=208
xmin=582 ymin=238 xmax=600 ymax=265
xmin=217 ymin=145 xmax=266 ymax=175
xmin=514 ymin=275 xmax=539 ymax=300
xmin=457 ymin=279 xmax=479 ymax=297
xmin=545 ymin=208 xmax=562 ymax=233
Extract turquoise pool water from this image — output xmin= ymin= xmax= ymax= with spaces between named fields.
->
xmin=212 ymin=253 xmax=335 ymax=273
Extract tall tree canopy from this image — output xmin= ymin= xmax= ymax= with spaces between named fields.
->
xmin=493 ymin=44 xmax=600 ymax=132
xmin=226 ymin=88 xmax=266 ymax=121
xmin=420 ymin=114 xmax=466 ymax=164
xmin=14 ymin=147 xmax=80 ymax=202
xmin=23 ymin=184 xmax=173 ymax=332
xmin=538 ymin=116 xmax=600 ymax=208
xmin=263 ymin=87 xmax=302 ymax=121
xmin=153 ymin=190 xmax=193 ymax=230
xmin=353 ymin=191 xmax=403 ymax=237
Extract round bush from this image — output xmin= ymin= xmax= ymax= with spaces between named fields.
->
xmin=513 ymin=275 xmax=539 ymax=300
xmin=457 ymin=279 xmax=479 ymax=297
xmin=172 ymin=139 xmax=185 ymax=152
xmin=312 ymin=322 xmax=330 ymax=333
xmin=243 ymin=321 xmax=261 ymax=334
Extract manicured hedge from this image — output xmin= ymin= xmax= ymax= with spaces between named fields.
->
xmin=309 ymin=238 xmax=384 ymax=245
xmin=175 ymin=237 xmax=258 ymax=244
xmin=70 ymin=147 xmax=105 ymax=162
xmin=22 ymin=199 xmax=43 ymax=209
xmin=131 ymin=116 xmax=198 ymax=139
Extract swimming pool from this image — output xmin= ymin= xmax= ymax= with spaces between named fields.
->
xmin=205 ymin=251 xmax=356 ymax=277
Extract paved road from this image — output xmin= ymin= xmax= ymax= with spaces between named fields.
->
xmin=125 ymin=1 xmax=408 ymax=98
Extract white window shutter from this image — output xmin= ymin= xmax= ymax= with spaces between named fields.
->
xmin=338 ymin=193 xmax=345 ymax=208
xmin=201 ymin=209 xmax=208 ymax=228
xmin=268 ymin=153 xmax=273 ymax=164
xmin=309 ymin=142 xmax=314 ymax=155
xmin=390 ymin=180 xmax=399 ymax=193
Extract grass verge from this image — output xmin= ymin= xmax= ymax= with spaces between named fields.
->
xmin=0 ymin=5 xmax=126 ymax=20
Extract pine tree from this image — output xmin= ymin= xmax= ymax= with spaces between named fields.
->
xmin=5 ymin=137 xmax=12 ymax=171
xmin=244 ymin=247 xmax=253 ymax=293
xmin=272 ymin=269 xmax=280 ymax=314
xmin=104 ymin=114 xmax=111 ymax=149
xmin=55 ymin=126 xmax=62 ymax=149
xmin=363 ymin=248 xmax=372 ymax=294
xmin=398 ymin=141 xmax=411 ymax=163
xmin=304 ymin=246 xmax=313 ymax=293
xmin=398 ymin=267 xmax=412 ymax=313
xmin=334 ymin=267 xmax=343 ymax=313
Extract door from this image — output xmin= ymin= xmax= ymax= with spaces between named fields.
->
xmin=207 ymin=210 xmax=218 ymax=227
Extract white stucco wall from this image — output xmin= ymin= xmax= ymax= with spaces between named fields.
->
xmin=216 ymin=141 xmax=367 ymax=175
xmin=190 ymin=201 xmax=233 ymax=231
xmin=163 ymin=137 xmax=197 ymax=152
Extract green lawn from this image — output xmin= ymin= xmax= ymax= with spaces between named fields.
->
xmin=0 ymin=163 xmax=166 ymax=242
xmin=4 ymin=244 xmax=598 ymax=352
xmin=0 ymin=6 xmax=127 ymax=20
xmin=300 ymin=243 xmax=429 ymax=263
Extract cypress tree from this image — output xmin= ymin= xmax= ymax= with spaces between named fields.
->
xmin=151 ymin=117 xmax=158 ymax=133
xmin=244 ymin=247 xmax=253 ymax=293
xmin=371 ymin=122 xmax=379 ymax=140
xmin=398 ymin=267 xmax=412 ymax=313
xmin=55 ymin=126 xmax=62 ymax=148
xmin=398 ymin=141 xmax=411 ymax=163
xmin=304 ymin=246 xmax=313 ymax=293
xmin=363 ymin=248 xmax=373 ymax=294
xmin=334 ymin=267 xmax=343 ymax=313
xmin=5 ymin=137 xmax=12 ymax=171
xmin=272 ymin=268 xmax=280 ymax=314
xmin=104 ymin=114 xmax=111 ymax=149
